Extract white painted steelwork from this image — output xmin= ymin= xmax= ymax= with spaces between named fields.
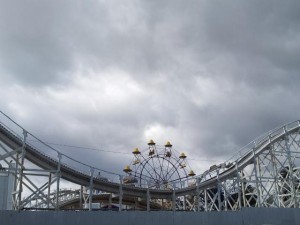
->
xmin=0 ymin=111 xmax=300 ymax=211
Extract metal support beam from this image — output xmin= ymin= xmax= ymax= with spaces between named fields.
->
xmin=204 ymin=189 xmax=208 ymax=211
xmin=147 ymin=181 xmax=150 ymax=211
xmin=284 ymin=127 xmax=297 ymax=207
xmin=89 ymin=167 xmax=94 ymax=211
xmin=119 ymin=175 xmax=123 ymax=211
xmin=269 ymin=138 xmax=280 ymax=207
xmin=79 ymin=186 xmax=83 ymax=209
xmin=253 ymin=149 xmax=261 ymax=207
xmin=172 ymin=183 xmax=176 ymax=212
xmin=0 ymin=147 xmax=22 ymax=161
xmin=17 ymin=129 xmax=27 ymax=210
xmin=235 ymin=161 xmax=242 ymax=209
xmin=196 ymin=177 xmax=200 ymax=212
xmin=109 ymin=193 xmax=112 ymax=210
xmin=21 ymin=177 xmax=57 ymax=208
xmin=47 ymin=173 xmax=52 ymax=208
xmin=217 ymin=169 xmax=221 ymax=211
xmin=55 ymin=153 xmax=62 ymax=210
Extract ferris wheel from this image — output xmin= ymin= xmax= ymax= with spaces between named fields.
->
xmin=123 ymin=140 xmax=195 ymax=190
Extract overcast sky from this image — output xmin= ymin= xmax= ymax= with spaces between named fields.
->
xmin=0 ymin=0 xmax=300 ymax=176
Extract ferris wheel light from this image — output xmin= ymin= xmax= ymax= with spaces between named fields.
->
xmin=132 ymin=148 xmax=141 ymax=154
xmin=179 ymin=153 xmax=187 ymax=159
xmin=123 ymin=165 xmax=132 ymax=173
xmin=165 ymin=141 xmax=172 ymax=147
xmin=148 ymin=139 xmax=156 ymax=145
xmin=188 ymin=170 xmax=196 ymax=177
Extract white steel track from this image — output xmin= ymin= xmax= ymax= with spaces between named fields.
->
xmin=0 ymin=111 xmax=299 ymax=211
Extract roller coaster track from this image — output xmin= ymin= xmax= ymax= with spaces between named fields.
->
xmin=0 ymin=123 xmax=165 ymax=198
xmin=28 ymin=189 xmax=161 ymax=210
xmin=0 ymin=111 xmax=300 ymax=211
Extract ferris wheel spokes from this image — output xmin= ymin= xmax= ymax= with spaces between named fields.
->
xmin=123 ymin=140 xmax=196 ymax=190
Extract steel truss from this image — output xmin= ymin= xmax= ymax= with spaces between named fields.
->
xmin=0 ymin=139 xmax=63 ymax=210
xmin=0 ymin=111 xmax=300 ymax=211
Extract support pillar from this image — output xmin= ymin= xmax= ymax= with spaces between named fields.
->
xmin=47 ymin=173 xmax=51 ymax=208
xmin=119 ymin=175 xmax=123 ymax=211
xmin=147 ymin=182 xmax=150 ymax=211
xmin=196 ymin=177 xmax=200 ymax=212
xmin=253 ymin=149 xmax=261 ymax=207
xmin=172 ymin=183 xmax=176 ymax=212
xmin=108 ymin=193 xmax=112 ymax=210
xmin=89 ymin=167 xmax=94 ymax=211
xmin=269 ymin=136 xmax=280 ymax=207
xmin=80 ymin=186 xmax=83 ymax=209
xmin=284 ymin=127 xmax=297 ymax=207
xmin=55 ymin=153 xmax=62 ymax=210
xmin=204 ymin=189 xmax=208 ymax=211
xmin=235 ymin=161 xmax=242 ymax=209
xmin=17 ymin=129 xmax=27 ymax=210
xmin=217 ymin=169 xmax=221 ymax=211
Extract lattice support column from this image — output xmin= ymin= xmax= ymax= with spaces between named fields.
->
xmin=55 ymin=153 xmax=62 ymax=210
xmin=284 ymin=127 xmax=297 ymax=207
xmin=253 ymin=149 xmax=261 ymax=207
xmin=236 ymin=161 xmax=242 ymax=210
xmin=89 ymin=167 xmax=94 ymax=211
xmin=47 ymin=173 xmax=52 ymax=208
xmin=196 ymin=177 xmax=200 ymax=212
xmin=17 ymin=129 xmax=27 ymax=210
xmin=217 ymin=169 xmax=221 ymax=211
xmin=119 ymin=175 xmax=123 ymax=211
xmin=269 ymin=139 xmax=280 ymax=208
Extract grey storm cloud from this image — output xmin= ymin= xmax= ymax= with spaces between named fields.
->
xmin=0 ymin=0 xmax=300 ymax=174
